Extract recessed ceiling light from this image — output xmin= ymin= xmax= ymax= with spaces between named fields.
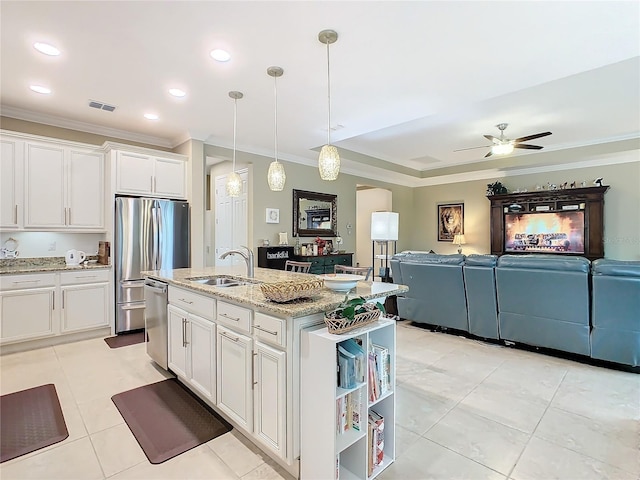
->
xmin=30 ymin=85 xmax=51 ymax=94
xmin=34 ymin=42 xmax=60 ymax=56
xmin=210 ymin=49 xmax=231 ymax=62
xmin=169 ymin=88 xmax=186 ymax=97
xmin=144 ymin=113 xmax=159 ymax=120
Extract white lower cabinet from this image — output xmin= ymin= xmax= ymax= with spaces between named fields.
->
xmin=60 ymin=270 xmax=109 ymax=333
xmin=216 ymin=324 xmax=253 ymax=432
xmin=0 ymin=270 xmax=111 ymax=345
xmin=253 ymin=340 xmax=286 ymax=459
xmin=301 ymin=318 xmax=396 ymax=480
xmin=0 ymin=287 xmax=56 ymax=343
xmin=168 ymin=304 xmax=215 ymax=401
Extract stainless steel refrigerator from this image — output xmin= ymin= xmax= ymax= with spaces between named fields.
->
xmin=115 ymin=196 xmax=190 ymax=334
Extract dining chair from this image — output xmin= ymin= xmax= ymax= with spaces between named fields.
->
xmin=284 ymin=260 xmax=312 ymax=273
xmin=334 ymin=265 xmax=373 ymax=281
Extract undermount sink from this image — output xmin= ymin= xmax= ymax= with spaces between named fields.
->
xmin=187 ymin=275 xmax=260 ymax=288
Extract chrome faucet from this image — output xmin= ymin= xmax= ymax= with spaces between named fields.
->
xmin=219 ymin=245 xmax=254 ymax=278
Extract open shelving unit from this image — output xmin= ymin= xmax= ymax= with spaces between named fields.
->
xmin=301 ymin=318 xmax=396 ymax=479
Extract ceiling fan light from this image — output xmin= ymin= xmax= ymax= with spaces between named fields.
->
xmin=226 ymin=171 xmax=242 ymax=197
xmin=267 ymin=161 xmax=286 ymax=191
xmin=318 ymin=144 xmax=340 ymax=181
xmin=492 ymin=143 xmax=514 ymax=155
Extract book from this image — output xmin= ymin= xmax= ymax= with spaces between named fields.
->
xmin=337 ymin=345 xmax=357 ymax=389
xmin=350 ymin=389 xmax=362 ymax=431
xmin=372 ymin=343 xmax=390 ymax=395
xmin=369 ymin=409 xmax=385 ymax=470
xmin=340 ymin=338 xmax=366 ymax=384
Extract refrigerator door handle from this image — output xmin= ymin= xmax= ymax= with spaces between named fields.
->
xmin=151 ymin=205 xmax=159 ymax=270
xmin=156 ymin=204 xmax=163 ymax=270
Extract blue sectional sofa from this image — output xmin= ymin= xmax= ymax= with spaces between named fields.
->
xmin=591 ymin=259 xmax=640 ymax=367
xmin=391 ymin=252 xmax=640 ymax=369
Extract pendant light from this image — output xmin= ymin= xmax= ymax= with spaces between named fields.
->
xmin=226 ymin=91 xmax=243 ymax=197
xmin=317 ymin=29 xmax=340 ymax=181
xmin=267 ymin=66 xmax=286 ymax=191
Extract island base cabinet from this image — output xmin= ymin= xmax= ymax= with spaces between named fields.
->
xmin=217 ymin=325 xmax=253 ymax=432
xmin=167 ymin=305 xmax=215 ymax=401
xmin=253 ymin=340 xmax=286 ymax=459
xmin=0 ymin=288 xmax=55 ymax=343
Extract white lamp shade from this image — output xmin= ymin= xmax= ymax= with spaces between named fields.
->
xmin=453 ymin=234 xmax=466 ymax=245
xmin=371 ymin=212 xmax=399 ymax=241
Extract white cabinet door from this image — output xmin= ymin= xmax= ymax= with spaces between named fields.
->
xmin=0 ymin=138 xmax=23 ymax=229
xmin=187 ymin=314 xmax=215 ymax=401
xmin=116 ymin=152 xmax=154 ymax=195
xmin=0 ymin=288 xmax=56 ymax=343
xmin=254 ymin=340 xmax=286 ymax=459
xmin=25 ymin=142 xmax=65 ymax=227
xmin=154 ymin=157 xmax=186 ymax=199
xmin=168 ymin=305 xmax=188 ymax=379
xmin=60 ymin=283 xmax=109 ymax=333
xmin=217 ymin=325 xmax=253 ymax=431
xmin=67 ymin=149 xmax=104 ymax=229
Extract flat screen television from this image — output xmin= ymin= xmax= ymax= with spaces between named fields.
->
xmin=504 ymin=210 xmax=585 ymax=254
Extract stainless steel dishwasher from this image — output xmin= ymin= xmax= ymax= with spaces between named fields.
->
xmin=144 ymin=279 xmax=168 ymax=370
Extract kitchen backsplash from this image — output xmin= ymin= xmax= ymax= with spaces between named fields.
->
xmin=0 ymin=232 xmax=106 ymax=259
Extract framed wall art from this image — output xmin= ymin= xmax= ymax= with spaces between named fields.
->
xmin=266 ymin=208 xmax=280 ymax=224
xmin=437 ymin=203 xmax=464 ymax=241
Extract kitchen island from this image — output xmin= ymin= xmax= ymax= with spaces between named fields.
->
xmin=143 ymin=266 xmax=408 ymax=478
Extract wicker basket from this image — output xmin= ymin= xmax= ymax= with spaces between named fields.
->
xmin=260 ymin=279 xmax=324 ymax=303
xmin=324 ymin=304 xmax=381 ymax=334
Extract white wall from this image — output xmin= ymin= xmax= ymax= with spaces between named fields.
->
xmin=0 ymin=232 xmax=105 ymax=258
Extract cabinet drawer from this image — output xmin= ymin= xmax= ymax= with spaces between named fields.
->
xmin=0 ymin=273 xmax=56 ymax=291
xmin=254 ymin=312 xmax=285 ymax=348
xmin=60 ymin=269 xmax=110 ymax=285
xmin=168 ymin=287 xmax=215 ymax=319
xmin=217 ymin=301 xmax=251 ymax=334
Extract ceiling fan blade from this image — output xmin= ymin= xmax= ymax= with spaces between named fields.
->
xmin=514 ymin=132 xmax=552 ymax=143
xmin=484 ymin=134 xmax=500 ymax=144
xmin=484 ymin=150 xmax=493 ymax=158
xmin=514 ymin=144 xmax=544 ymax=150
xmin=453 ymin=145 xmax=490 ymax=152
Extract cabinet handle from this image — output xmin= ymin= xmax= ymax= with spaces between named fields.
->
xmin=14 ymin=205 xmax=17 ymax=224
xmin=254 ymin=325 xmax=277 ymax=336
xmin=154 ymin=176 xmax=157 ymax=192
xmin=252 ymin=352 xmax=257 ymax=388
xmin=62 ymin=290 xmax=65 ymax=309
xmin=68 ymin=207 xmax=71 ymax=224
xmin=178 ymin=298 xmax=193 ymax=305
xmin=221 ymin=331 xmax=239 ymax=342
xmin=12 ymin=280 xmax=41 ymax=285
xmin=52 ymin=291 xmax=55 ymax=310
xmin=220 ymin=313 xmax=240 ymax=322
xmin=183 ymin=318 xmax=189 ymax=346
xmin=75 ymin=275 xmax=97 ymax=279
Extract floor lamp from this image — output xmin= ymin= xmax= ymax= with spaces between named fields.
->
xmin=371 ymin=212 xmax=399 ymax=282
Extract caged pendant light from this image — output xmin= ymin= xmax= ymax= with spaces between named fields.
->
xmin=267 ymin=66 xmax=286 ymax=191
xmin=317 ymin=29 xmax=340 ymax=181
xmin=226 ymin=91 xmax=243 ymax=197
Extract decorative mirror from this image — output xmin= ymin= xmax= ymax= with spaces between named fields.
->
xmin=293 ymin=189 xmax=337 ymax=237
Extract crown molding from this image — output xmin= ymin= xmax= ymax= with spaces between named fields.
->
xmin=1 ymin=105 xmax=174 ymax=149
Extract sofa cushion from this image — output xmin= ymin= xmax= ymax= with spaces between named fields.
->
xmin=497 ymin=254 xmax=590 ymax=273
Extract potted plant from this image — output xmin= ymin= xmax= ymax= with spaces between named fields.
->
xmin=324 ymin=295 xmax=386 ymax=334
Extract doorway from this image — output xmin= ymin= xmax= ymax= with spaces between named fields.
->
xmin=355 ymin=186 xmax=392 ymax=279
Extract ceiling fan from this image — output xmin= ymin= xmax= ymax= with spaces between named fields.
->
xmin=455 ymin=123 xmax=552 ymax=158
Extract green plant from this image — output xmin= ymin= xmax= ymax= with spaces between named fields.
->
xmin=331 ymin=295 xmax=386 ymax=321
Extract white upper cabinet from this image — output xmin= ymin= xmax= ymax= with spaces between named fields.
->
xmin=10 ymin=135 xmax=105 ymax=232
xmin=115 ymin=150 xmax=186 ymax=199
xmin=0 ymin=137 xmax=23 ymax=229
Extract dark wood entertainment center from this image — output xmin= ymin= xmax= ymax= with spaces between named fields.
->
xmin=488 ymin=186 xmax=609 ymax=261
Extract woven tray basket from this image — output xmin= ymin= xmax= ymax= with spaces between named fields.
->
xmin=324 ymin=305 xmax=381 ymax=335
xmin=260 ymin=279 xmax=324 ymax=303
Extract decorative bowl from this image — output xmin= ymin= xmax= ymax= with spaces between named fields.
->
xmin=321 ymin=273 xmax=362 ymax=292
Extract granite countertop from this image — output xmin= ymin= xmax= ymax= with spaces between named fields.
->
xmin=144 ymin=266 xmax=408 ymax=318
xmin=0 ymin=257 xmax=111 ymax=275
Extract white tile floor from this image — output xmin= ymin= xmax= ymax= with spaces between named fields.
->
xmin=1 ymin=321 xmax=638 ymax=479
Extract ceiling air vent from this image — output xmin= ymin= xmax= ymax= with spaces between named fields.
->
xmin=88 ymin=100 xmax=116 ymax=112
